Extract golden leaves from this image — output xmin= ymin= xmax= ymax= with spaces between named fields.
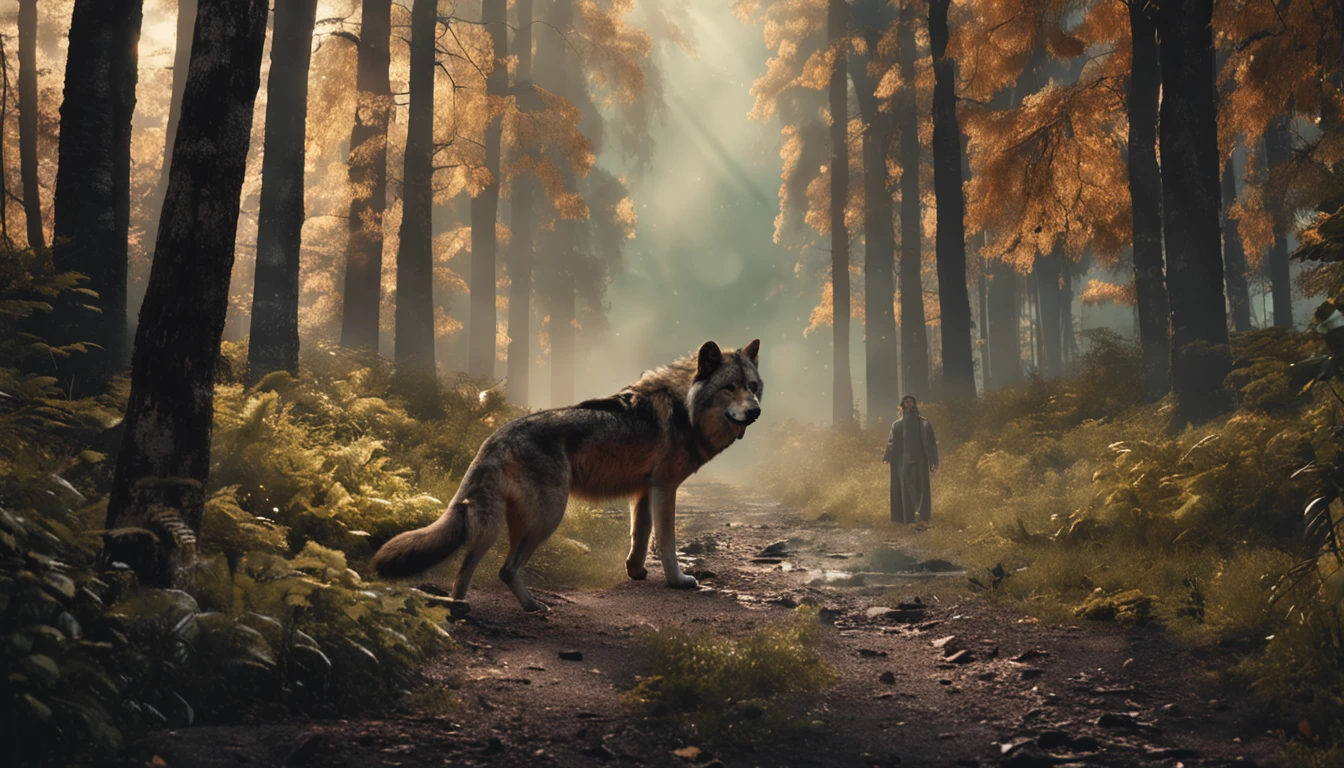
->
xmin=1079 ymin=279 xmax=1135 ymax=308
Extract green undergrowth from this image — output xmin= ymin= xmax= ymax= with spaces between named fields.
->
xmin=0 ymin=251 xmax=622 ymax=762
xmin=624 ymin=606 xmax=836 ymax=739
xmin=755 ymin=329 xmax=1344 ymax=750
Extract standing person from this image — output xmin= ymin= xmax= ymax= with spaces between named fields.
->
xmin=882 ymin=395 xmax=939 ymax=524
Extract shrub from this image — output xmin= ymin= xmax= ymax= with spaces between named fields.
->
xmin=624 ymin=606 xmax=836 ymax=739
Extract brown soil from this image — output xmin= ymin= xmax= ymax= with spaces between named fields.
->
xmin=139 ymin=481 xmax=1282 ymax=768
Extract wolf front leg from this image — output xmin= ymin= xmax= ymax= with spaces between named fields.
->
xmin=651 ymin=486 xmax=697 ymax=588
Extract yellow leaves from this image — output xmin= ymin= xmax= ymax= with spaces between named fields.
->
xmin=965 ymin=76 xmax=1130 ymax=270
xmin=1231 ymin=181 xmax=1275 ymax=259
xmin=1079 ymin=279 xmax=1135 ymax=308
xmin=614 ymin=197 xmax=638 ymax=239
xmin=577 ymin=0 xmax=654 ymax=107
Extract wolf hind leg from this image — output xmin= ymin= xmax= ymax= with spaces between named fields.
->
xmin=451 ymin=501 xmax=501 ymax=601
xmin=625 ymin=492 xmax=651 ymax=580
xmin=500 ymin=487 xmax=567 ymax=612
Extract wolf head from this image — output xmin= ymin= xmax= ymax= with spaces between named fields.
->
xmin=687 ymin=339 xmax=763 ymax=449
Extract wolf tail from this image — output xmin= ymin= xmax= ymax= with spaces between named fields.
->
xmin=371 ymin=502 xmax=470 ymax=578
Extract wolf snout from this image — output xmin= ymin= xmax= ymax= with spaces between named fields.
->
xmin=744 ymin=406 xmax=761 ymax=423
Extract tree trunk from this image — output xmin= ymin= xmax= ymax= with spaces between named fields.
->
xmin=506 ymin=0 xmax=536 ymax=406
xmin=828 ymin=0 xmax=855 ymax=427
xmin=49 ymin=0 xmax=143 ymax=396
xmin=986 ymin=260 xmax=1020 ymax=389
xmin=106 ymin=0 xmax=268 ymax=587
xmin=339 ymin=0 xmax=392 ymax=351
xmin=469 ymin=0 xmax=508 ymax=379
xmin=978 ymin=258 xmax=989 ymax=387
xmin=1060 ymin=257 xmax=1076 ymax=373
xmin=852 ymin=10 xmax=899 ymax=430
xmin=1128 ymin=0 xmax=1170 ymax=397
xmin=145 ymin=0 xmax=198 ymax=258
xmin=927 ymin=0 xmax=976 ymax=402
xmin=1034 ymin=250 xmax=1063 ymax=378
xmin=1221 ymin=149 xmax=1252 ymax=332
xmin=543 ymin=0 xmax=577 ymax=408
xmin=1264 ymin=118 xmax=1294 ymax=328
xmin=1158 ymin=0 xmax=1230 ymax=421
xmin=393 ymin=0 xmax=437 ymax=373
xmin=18 ymin=0 xmax=43 ymax=250
xmin=245 ymin=0 xmax=318 ymax=383
xmin=896 ymin=1 xmax=929 ymax=403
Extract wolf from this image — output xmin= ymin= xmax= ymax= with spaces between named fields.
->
xmin=370 ymin=339 xmax=764 ymax=613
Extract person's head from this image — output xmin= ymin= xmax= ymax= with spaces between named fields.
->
xmin=900 ymin=395 xmax=917 ymax=414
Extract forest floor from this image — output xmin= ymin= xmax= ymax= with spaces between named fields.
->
xmin=139 ymin=481 xmax=1283 ymax=768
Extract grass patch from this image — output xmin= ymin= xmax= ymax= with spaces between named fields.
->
xmin=753 ymin=328 xmax=1344 ymax=751
xmin=624 ymin=606 xmax=836 ymax=739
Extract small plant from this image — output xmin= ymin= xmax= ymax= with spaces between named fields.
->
xmin=624 ymin=606 xmax=836 ymax=739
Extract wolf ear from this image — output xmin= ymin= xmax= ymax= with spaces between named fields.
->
xmin=741 ymin=339 xmax=760 ymax=366
xmin=695 ymin=341 xmax=723 ymax=381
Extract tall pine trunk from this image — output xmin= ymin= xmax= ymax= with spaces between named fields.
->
xmin=506 ymin=0 xmax=537 ymax=406
xmin=339 ymin=0 xmax=392 ymax=351
xmin=977 ymin=258 xmax=989 ymax=387
xmin=852 ymin=2 xmax=899 ymax=430
xmin=1034 ymin=250 xmax=1063 ymax=378
xmin=49 ymin=0 xmax=143 ymax=395
xmin=106 ymin=0 xmax=268 ymax=587
xmin=394 ymin=0 xmax=437 ymax=373
xmin=896 ymin=1 xmax=929 ymax=402
xmin=828 ymin=0 xmax=854 ymax=427
xmin=1221 ymin=150 xmax=1252 ymax=331
xmin=1128 ymin=0 xmax=1170 ymax=397
xmin=987 ymin=260 xmax=1019 ymax=389
xmin=1158 ymin=0 xmax=1230 ymax=421
xmin=146 ymin=0 xmax=198 ymax=258
xmin=544 ymin=0 xmax=577 ymax=407
xmin=1264 ymin=118 xmax=1294 ymax=327
xmin=246 ymin=0 xmax=318 ymax=383
xmin=928 ymin=0 xmax=975 ymax=401
xmin=1060 ymin=257 xmax=1076 ymax=372
xmin=18 ymin=0 xmax=43 ymax=250
xmin=469 ymin=0 xmax=508 ymax=379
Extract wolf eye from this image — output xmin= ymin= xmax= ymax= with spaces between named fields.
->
xmin=723 ymin=383 xmax=736 ymax=393
xmin=748 ymin=381 xmax=758 ymax=394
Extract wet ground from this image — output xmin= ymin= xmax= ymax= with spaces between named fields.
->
xmin=140 ymin=482 xmax=1283 ymax=768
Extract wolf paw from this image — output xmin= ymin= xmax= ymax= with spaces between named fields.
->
xmin=523 ymin=600 xmax=551 ymax=615
xmin=666 ymin=573 xmax=698 ymax=589
xmin=626 ymin=564 xmax=648 ymax=581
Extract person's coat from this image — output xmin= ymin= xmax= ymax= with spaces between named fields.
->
xmin=883 ymin=415 xmax=938 ymax=523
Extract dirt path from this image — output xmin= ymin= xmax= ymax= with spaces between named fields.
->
xmin=144 ymin=481 xmax=1280 ymax=768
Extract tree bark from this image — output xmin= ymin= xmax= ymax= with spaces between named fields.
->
xmin=1034 ymin=249 xmax=1063 ymax=378
xmin=394 ymin=0 xmax=437 ymax=373
xmin=469 ymin=0 xmax=508 ymax=379
xmin=986 ymin=260 xmax=1020 ymax=389
xmin=146 ymin=0 xmax=198 ymax=258
xmin=1060 ymin=257 xmax=1076 ymax=373
xmin=1221 ymin=149 xmax=1252 ymax=332
xmin=928 ymin=0 xmax=976 ymax=402
xmin=49 ymin=0 xmax=143 ymax=395
xmin=852 ymin=2 xmax=899 ymax=430
xmin=246 ymin=0 xmax=318 ymax=383
xmin=896 ymin=0 xmax=929 ymax=403
xmin=339 ymin=0 xmax=392 ymax=351
xmin=542 ymin=0 xmax=577 ymax=408
xmin=106 ymin=0 xmax=269 ymax=587
xmin=828 ymin=0 xmax=855 ymax=427
xmin=1158 ymin=0 xmax=1230 ymax=421
xmin=1128 ymin=0 xmax=1170 ymax=398
xmin=505 ymin=0 xmax=537 ymax=406
xmin=1264 ymin=118 xmax=1294 ymax=328
xmin=977 ymin=256 xmax=989 ymax=387
xmin=18 ymin=0 xmax=43 ymax=250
